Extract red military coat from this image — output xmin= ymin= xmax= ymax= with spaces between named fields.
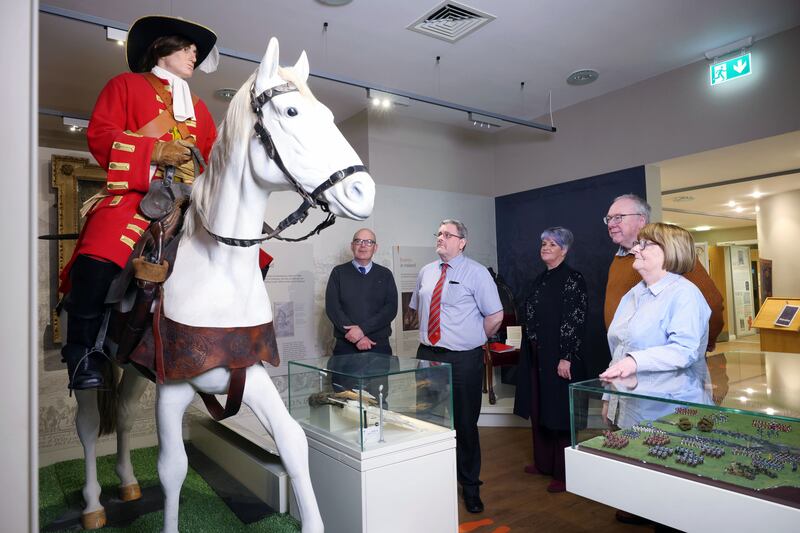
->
xmin=59 ymin=72 xmax=216 ymax=293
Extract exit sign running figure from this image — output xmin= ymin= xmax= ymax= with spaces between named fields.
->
xmin=710 ymin=53 xmax=752 ymax=86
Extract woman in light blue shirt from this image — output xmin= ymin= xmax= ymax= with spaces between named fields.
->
xmin=601 ymin=223 xmax=711 ymax=424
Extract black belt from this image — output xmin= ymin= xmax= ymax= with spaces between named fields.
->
xmin=420 ymin=344 xmax=481 ymax=354
xmin=422 ymin=344 xmax=451 ymax=354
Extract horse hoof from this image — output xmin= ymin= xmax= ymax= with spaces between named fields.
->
xmin=81 ymin=508 xmax=106 ymax=530
xmin=119 ymin=482 xmax=142 ymax=502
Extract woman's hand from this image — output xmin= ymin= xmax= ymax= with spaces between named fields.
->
xmin=599 ymin=355 xmax=638 ymax=380
xmin=557 ymin=359 xmax=572 ymax=380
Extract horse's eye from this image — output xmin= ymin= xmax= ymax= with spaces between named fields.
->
xmin=286 ymin=107 xmax=299 ymax=117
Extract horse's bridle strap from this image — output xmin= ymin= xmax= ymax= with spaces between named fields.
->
xmin=203 ymin=79 xmax=367 ymax=246
xmin=205 ymin=163 xmax=366 ymax=247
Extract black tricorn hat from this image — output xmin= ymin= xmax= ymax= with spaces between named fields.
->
xmin=126 ymin=15 xmax=216 ymax=73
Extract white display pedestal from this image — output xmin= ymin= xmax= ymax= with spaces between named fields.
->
xmin=566 ymin=447 xmax=800 ymax=532
xmin=302 ymin=410 xmax=458 ymax=533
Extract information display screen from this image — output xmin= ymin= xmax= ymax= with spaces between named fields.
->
xmin=775 ymin=304 xmax=799 ymax=327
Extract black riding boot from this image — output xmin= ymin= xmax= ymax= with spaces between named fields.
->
xmin=61 ymin=343 xmax=106 ymax=390
xmin=62 ymin=254 xmax=121 ymax=391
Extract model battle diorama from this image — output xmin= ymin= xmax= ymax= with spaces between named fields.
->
xmin=581 ymin=406 xmax=800 ymax=505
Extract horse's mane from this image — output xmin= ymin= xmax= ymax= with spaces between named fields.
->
xmin=184 ymin=65 xmax=317 ymax=238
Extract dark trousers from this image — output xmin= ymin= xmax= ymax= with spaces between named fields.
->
xmin=330 ymin=339 xmax=394 ymax=400
xmin=416 ymin=344 xmax=484 ymax=497
xmin=531 ymin=423 xmax=571 ymax=482
xmin=63 ymin=254 xmax=121 ymax=348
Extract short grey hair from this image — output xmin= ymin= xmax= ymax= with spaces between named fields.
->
xmin=541 ymin=226 xmax=574 ymax=250
xmin=440 ymin=219 xmax=468 ymax=240
xmin=352 ymin=227 xmax=376 ymax=242
xmin=613 ymin=193 xmax=651 ymax=223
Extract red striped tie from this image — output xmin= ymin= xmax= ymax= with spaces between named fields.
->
xmin=427 ymin=263 xmax=449 ymax=345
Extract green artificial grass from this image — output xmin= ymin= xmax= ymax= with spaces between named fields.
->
xmin=40 ymin=446 xmax=300 ymax=532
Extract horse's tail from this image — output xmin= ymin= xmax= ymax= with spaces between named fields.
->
xmin=97 ymin=363 xmax=119 ymax=436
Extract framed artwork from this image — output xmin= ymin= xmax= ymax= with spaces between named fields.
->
xmin=50 ymin=155 xmax=106 ymax=342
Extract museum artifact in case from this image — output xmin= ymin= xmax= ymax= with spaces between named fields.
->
xmin=289 ymin=353 xmax=453 ymax=450
xmin=288 ymin=353 xmax=458 ymax=533
xmin=568 ymin=351 xmax=800 ymax=526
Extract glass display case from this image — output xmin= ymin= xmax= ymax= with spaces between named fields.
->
xmin=569 ymin=352 xmax=800 ymax=509
xmin=288 ymin=353 xmax=453 ymax=451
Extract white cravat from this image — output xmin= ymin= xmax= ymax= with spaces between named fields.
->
xmin=151 ymin=65 xmax=195 ymax=122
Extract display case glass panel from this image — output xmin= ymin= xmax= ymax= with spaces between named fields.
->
xmin=570 ymin=352 xmax=800 ymax=508
xmin=289 ymin=353 xmax=453 ymax=451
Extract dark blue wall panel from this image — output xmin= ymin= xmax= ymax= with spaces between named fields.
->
xmin=495 ymin=166 xmax=647 ymax=376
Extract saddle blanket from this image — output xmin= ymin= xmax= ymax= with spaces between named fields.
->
xmin=128 ymin=316 xmax=280 ymax=381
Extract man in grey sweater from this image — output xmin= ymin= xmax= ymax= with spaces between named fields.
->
xmin=325 ymin=228 xmax=398 ymax=396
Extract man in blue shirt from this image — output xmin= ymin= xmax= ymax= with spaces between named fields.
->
xmin=410 ymin=219 xmax=503 ymax=514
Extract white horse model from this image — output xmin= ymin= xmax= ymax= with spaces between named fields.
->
xmin=72 ymin=36 xmax=375 ymax=533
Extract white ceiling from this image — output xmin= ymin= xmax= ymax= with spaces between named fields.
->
xmin=38 ymin=1 xmax=800 ymax=231
xmin=40 ymin=0 xmax=800 ymax=126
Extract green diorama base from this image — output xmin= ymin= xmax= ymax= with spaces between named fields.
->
xmin=40 ymin=446 xmax=301 ymax=533
xmin=579 ymin=407 xmax=800 ymax=506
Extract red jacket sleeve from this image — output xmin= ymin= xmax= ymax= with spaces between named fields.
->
xmin=87 ymin=74 xmax=158 ymax=194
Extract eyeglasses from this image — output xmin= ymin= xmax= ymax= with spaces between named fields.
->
xmin=633 ymin=239 xmax=658 ymax=250
xmin=435 ymin=231 xmax=464 ymax=240
xmin=603 ymin=213 xmax=642 ymax=225
xmin=352 ymin=239 xmax=376 ymax=247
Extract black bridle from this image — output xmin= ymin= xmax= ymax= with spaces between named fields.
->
xmin=204 ymin=81 xmax=367 ymax=246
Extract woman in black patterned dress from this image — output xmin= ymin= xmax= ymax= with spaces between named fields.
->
xmin=513 ymin=226 xmax=587 ymax=493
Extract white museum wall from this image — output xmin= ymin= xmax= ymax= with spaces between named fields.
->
xmin=2 ymin=0 xmax=35 ymax=529
xmin=757 ymin=189 xmax=800 ymax=297
xmin=492 ymin=26 xmax=800 ymax=196
xmin=338 ymin=109 xmax=369 ymax=168
xmin=366 ymin=110 xmax=496 ymax=196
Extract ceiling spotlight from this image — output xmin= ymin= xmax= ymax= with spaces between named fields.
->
xmin=468 ymin=112 xmax=503 ymax=129
xmin=214 ymin=88 xmax=237 ymax=102
xmin=735 ymin=206 xmax=744 ymax=213
xmin=63 ymin=116 xmax=89 ymax=132
xmin=727 ymin=200 xmax=736 ymax=207
xmin=694 ymin=226 xmax=711 ymax=232
xmin=755 ymin=206 xmax=761 ymax=213
xmin=751 ymin=191 xmax=764 ymax=198
xmin=106 ymin=27 xmax=127 ymax=46
xmin=566 ymin=69 xmax=599 ymax=86
xmin=366 ymin=89 xmax=409 ymax=108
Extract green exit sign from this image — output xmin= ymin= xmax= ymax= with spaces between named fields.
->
xmin=710 ymin=52 xmax=752 ymax=86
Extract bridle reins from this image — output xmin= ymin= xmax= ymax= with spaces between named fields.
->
xmin=203 ymin=80 xmax=367 ymax=246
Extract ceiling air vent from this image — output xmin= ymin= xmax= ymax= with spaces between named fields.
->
xmin=408 ymin=1 xmax=496 ymax=43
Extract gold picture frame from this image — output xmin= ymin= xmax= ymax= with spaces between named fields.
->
xmin=51 ymin=155 xmax=106 ymax=342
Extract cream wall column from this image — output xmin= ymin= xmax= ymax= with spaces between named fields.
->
xmin=757 ymin=189 xmax=800 ymax=297
xmin=0 ymin=0 xmax=37 ymax=531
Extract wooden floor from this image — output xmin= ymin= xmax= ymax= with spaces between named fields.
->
xmin=708 ymin=333 xmax=761 ymax=355
xmin=457 ymin=426 xmax=653 ymax=533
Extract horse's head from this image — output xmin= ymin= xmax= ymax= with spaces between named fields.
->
xmin=248 ymin=37 xmax=375 ymax=221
